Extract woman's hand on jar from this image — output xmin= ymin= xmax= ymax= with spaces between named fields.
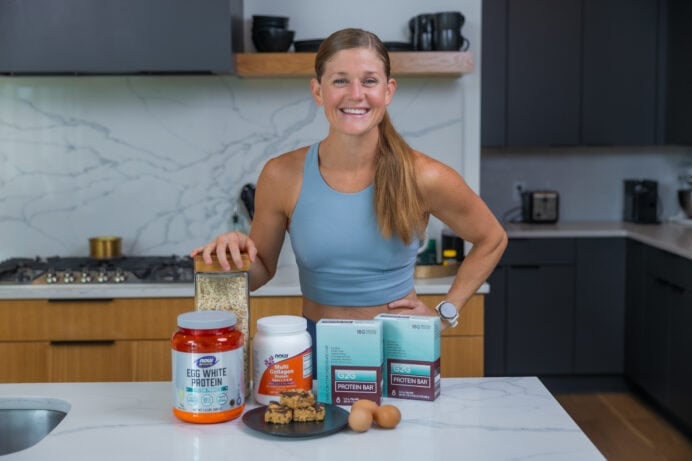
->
xmin=190 ymin=232 xmax=258 ymax=271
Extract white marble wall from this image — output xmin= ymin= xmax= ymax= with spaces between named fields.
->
xmin=0 ymin=0 xmax=482 ymax=261
xmin=0 ymin=75 xmax=468 ymax=260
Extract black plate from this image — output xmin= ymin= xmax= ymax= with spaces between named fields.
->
xmin=242 ymin=404 xmax=349 ymax=438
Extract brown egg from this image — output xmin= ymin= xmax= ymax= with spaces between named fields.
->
xmin=348 ymin=407 xmax=374 ymax=432
xmin=351 ymin=399 xmax=379 ymax=415
xmin=373 ymin=404 xmax=401 ymax=429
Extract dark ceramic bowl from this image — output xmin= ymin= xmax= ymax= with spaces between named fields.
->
xmin=252 ymin=27 xmax=295 ymax=52
xmin=252 ymin=15 xmax=289 ymax=29
xmin=293 ymin=39 xmax=324 ymax=52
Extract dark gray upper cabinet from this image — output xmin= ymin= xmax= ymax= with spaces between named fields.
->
xmin=582 ymin=0 xmax=659 ymax=145
xmin=481 ymin=0 xmax=508 ymax=148
xmin=482 ymin=0 xmax=688 ymax=147
xmin=661 ymin=0 xmax=692 ymax=145
xmin=0 ymin=0 xmax=243 ymax=75
xmin=506 ymin=0 xmax=582 ymax=147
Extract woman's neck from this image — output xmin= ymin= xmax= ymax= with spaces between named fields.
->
xmin=318 ymin=132 xmax=378 ymax=192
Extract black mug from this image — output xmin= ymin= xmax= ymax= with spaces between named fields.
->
xmin=409 ymin=14 xmax=434 ymax=51
xmin=434 ymin=11 xmax=464 ymax=30
xmin=433 ymin=28 xmax=470 ymax=51
xmin=432 ymin=11 xmax=470 ymax=51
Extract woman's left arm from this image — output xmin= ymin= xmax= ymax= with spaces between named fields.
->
xmin=389 ymin=153 xmax=508 ymax=323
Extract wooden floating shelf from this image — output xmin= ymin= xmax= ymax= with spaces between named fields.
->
xmin=235 ymin=51 xmax=474 ymax=78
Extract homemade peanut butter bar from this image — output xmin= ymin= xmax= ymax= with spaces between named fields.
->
xmin=279 ymin=389 xmax=315 ymax=409
xmin=293 ymin=403 xmax=326 ymax=422
xmin=264 ymin=401 xmax=293 ymax=424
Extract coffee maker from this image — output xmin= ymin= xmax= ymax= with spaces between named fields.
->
xmin=623 ymin=179 xmax=659 ymax=223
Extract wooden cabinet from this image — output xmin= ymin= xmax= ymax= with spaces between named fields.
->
xmin=1 ymin=293 xmax=484 ymax=383
xmin=0 ymin=298 xmax=191 ymax=383
xmin=481 ymin=0 xmax=662 ymax=147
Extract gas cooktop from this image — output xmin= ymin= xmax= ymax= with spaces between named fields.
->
xmin=0 ymin=256 xmax=194 ymax=285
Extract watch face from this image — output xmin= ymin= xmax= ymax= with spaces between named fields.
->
xmin=439 ymin=302 xmax=457 ymax=319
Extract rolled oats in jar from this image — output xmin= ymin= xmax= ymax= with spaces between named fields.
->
xmin=194 ymin=253 xmax=251 ymax=397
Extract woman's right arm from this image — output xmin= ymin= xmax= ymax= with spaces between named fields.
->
xmin=190 ymin=152 xmax=301 ymax=292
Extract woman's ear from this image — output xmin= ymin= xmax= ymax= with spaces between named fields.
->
xmin=385 ymin=77 xmax=397 ymax=106
xmin=310 ymin=78 xmax=323 ymax=105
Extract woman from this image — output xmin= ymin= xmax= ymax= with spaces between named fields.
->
xmin=192 ymin=28 xmax=507 ymax=338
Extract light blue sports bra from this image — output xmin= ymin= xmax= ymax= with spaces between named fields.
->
xmin=289 ymin=143 xmax=419 ymax=306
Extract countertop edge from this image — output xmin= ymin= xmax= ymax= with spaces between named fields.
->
xmin=0 ymin=278 xmax=487 ymax=300
xmin=504 ymin=221 xmax=692 ymax=260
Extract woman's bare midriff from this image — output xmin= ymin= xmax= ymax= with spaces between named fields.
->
xmin=301 ymin=289 xmax=422 ymax=322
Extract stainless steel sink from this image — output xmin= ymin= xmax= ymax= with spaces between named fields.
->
xmin=0 ymin=397 xmax=70 ymax=456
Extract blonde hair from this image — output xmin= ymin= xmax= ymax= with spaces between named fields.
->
xmin=315 ymin=28 xmax=426 ymax=244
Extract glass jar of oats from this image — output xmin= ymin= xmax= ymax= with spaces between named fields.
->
xmin=193 ymin=252 xmax=251 ymax=397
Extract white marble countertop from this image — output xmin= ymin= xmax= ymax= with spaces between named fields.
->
xmin=0 ymin=378 xmax=603 ymax=461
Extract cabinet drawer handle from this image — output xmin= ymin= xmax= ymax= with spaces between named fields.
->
xmin=48 ymin=298 xmax=114 ymax=303
xmin=653 ymin=277 xmax=686 ymax=293
xmin=50 ymin=340 xmax=116 ymax=346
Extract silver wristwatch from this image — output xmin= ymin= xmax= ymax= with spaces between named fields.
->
xmin=435 ymin=301 xmax=459 ymax=328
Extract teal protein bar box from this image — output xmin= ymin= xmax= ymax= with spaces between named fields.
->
xmin=375 ymin=313 xmax=441 ymax=401
xmin=316 ymin=319 xmax=383 ymax=406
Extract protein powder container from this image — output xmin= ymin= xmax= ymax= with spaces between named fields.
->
xmin=172 ymin=310 xmax=245 ymax=423
xmin=252 ymin=315 xmax=313 ymax=405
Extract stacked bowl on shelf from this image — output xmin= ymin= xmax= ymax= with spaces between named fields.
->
xmin=252 ymin=15 xmax=294 ymax=52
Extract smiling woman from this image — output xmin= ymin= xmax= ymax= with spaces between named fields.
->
xmin=192 ymin=28 xmax=507 ymax=369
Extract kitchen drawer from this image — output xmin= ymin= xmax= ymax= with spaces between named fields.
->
xmin=501 ymin=238 xmax=576 ymax=266
xmin=0 ymin=339 xmax=174 ymax=384
xmin=0 ymin=298 xmax=191 ymax=341
xmin=49 ymin=339 xmax=172 ymax=382
xmin=0 ymin=342 xmax=50 ymax=382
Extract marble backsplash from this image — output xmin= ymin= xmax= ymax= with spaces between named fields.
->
xmin=0 ymin=75 xmax=466 ymax=260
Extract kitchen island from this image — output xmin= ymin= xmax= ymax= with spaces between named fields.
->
xmin=0 ymin=377 xmax=603 ymax=460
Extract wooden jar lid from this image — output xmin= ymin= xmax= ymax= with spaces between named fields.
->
xmin=194 ymin=253 xmax=251 ymax=273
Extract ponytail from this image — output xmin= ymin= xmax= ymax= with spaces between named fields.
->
xmin=375 ymin=112 xmax=426 ymax=244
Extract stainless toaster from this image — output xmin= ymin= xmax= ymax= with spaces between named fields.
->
xmin=521 ymin=191 xmax=559 ymax=223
